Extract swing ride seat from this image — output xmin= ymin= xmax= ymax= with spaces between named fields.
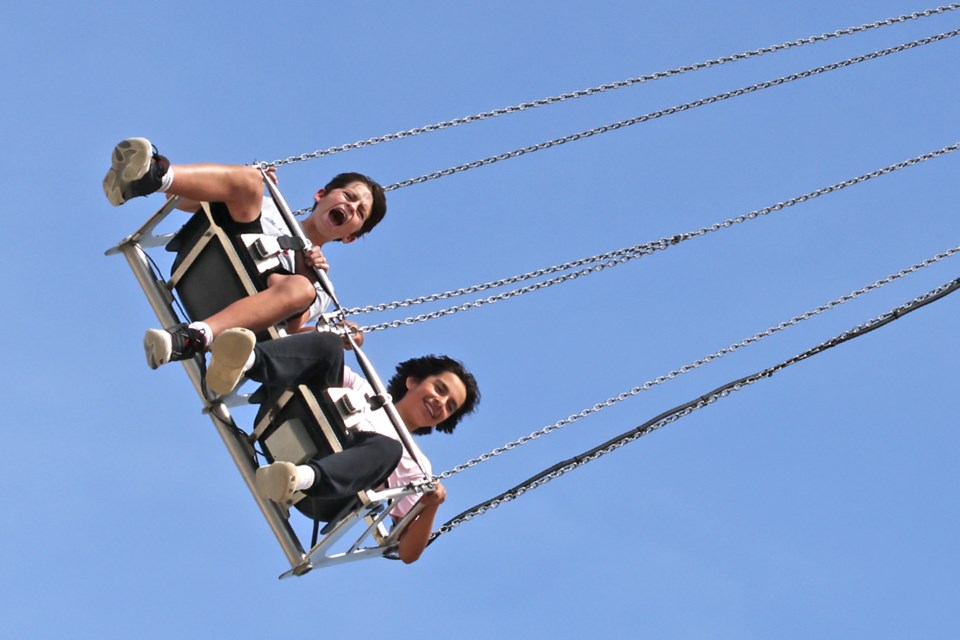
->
xmin=105 ymin=194 xmax=422 ymax=578
xmin=252 ymin=382 xmax=372 ymax=523
xmin=164 ymin=199 xmax=289 ymax=339
xmin=166 ymin=202 xmax=263 ymax=327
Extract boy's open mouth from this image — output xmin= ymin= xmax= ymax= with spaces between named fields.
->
xmin=329 ymin=207 xmax=346 ymax=226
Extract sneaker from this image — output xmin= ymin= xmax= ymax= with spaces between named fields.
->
xmin=102 ymin=137 xmax=170 ymax=206
xmin=256 ymin=461 xmax=299 ymax=505
xmin=143 ymin=324 xmax=207 ymax=369
xmin=206 ymin=328 xmax=256 ymax=396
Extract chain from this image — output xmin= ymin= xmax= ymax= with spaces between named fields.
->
xmin=355 ymin=246 xmax=660 ymax=332
xmin=290 ymin=26 xmax=960 ymax=215
xmin=433 ymin=275 xmax=960 ymax=538
xmin=344 ymin=245 xmax=641 ymax=315
xmin=268 ymin=5 xmax=960 ymax=169
xmin=436 ymin=244 xmax=960 ymax=479
xmin=380 ymin=29 xmax=960 ymax=193
xmin=355 ymin=141 xmax=960 ymax=334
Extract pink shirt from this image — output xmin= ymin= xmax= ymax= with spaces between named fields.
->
xmin=342 ymin=366 xmax=432 ymax=518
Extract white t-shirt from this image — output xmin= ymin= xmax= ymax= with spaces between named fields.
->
xmin=260 ymin=197 xmax=332 ymax=322
xmin=342 ymin=365 xmax=432 ymax=518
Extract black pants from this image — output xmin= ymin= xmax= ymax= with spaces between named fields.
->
xmin=248 ymin=332 xmax=402 ymax=519
xmin=248 ymin=331 xmax=344 ymax=407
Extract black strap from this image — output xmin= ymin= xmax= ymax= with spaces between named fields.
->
xmin=277 ymin=236 xmax=306 ymax=251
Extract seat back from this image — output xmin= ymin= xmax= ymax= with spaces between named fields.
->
xmin=166 ymin=203 xmax=268 ymax=326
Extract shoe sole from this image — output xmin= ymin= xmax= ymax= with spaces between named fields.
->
xmin=207 ymin=328 xmax=256 ymax=396
xmin=256 ymin=462 xmax=298 ymax=505
xmin=143 ymin=328 xmax=173 ymax=370
xmin=103 ymin=137 xmax=153 ymax=206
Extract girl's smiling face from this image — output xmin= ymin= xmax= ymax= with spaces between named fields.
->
xmin=396 ymin=371 xmax=468 ymax=430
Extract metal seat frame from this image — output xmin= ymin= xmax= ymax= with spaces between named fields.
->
xmin=106 ymin=193 xmax=427 ymax=578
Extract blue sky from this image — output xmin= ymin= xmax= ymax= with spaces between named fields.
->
xmin=3 ymin=2 xmax=959 ymax=638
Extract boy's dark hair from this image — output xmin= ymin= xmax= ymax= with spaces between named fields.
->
xmin=322 ymin=172 xmax=387 ymax=239
xmin=387 ymin=355 xmax=480 ymax=434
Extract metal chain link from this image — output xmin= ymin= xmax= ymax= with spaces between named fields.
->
xmin=436 ymin=243 xmax=960 ymax=479
xmin=433 ymin=275 xmax=960 ymax=537
xmin=356 ymin=141 xmax=960 ymax=334
xmin=269 ymin=4 xmax=960 ymax=169
xmin=344 ymin=245 xmax=640 ymax=315
xmin=356 ymin=247 xmax=659 ymax=332
xmin=379 ymin=29 xmax=960 ymax=194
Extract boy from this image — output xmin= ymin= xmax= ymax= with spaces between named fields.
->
xmin=102 ymin=138 xmax=387 ymax=367
xmin=206 ymin=328 xmax=480 ymax=564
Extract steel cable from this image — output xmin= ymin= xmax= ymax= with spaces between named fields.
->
xmin=435 ymin=244 xmax=960 ymax=479
xmin=430 ymin=275 xmax=960 ymax=541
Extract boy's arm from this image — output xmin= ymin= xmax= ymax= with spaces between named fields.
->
xmin=396 ymin=482 xmax=446 ymax=564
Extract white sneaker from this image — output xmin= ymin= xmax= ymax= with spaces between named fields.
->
xmin=206 ymin=328 xmax=255 ymax=396
xmin=256 ymin=461 xmax=299 ymax=505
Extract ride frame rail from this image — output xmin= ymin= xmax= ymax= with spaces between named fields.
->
xmin=106 ymin=194 xmax=426 ymax=578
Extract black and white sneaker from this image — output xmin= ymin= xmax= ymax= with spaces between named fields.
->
xmin=143 ymin=324 xmax=207 ymax=369
xmin=103 ymin=137 xmax=170 ymax=206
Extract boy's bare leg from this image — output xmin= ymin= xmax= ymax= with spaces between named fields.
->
xmin=203 ymin=273 xmax=317 ymax=336
xmin=168 ymin=167 xmax=277 ymax=214
xmin=103 ymin=138 xmax=264 ymax=221
xmin=143 ymin=273 xmax=316 ymax=369
xmin=166 ymin=164 xmax=264 ymax=222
